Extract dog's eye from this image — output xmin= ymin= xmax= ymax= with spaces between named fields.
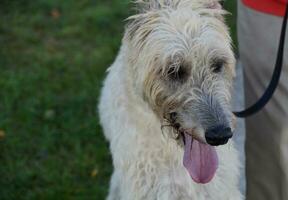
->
xmin=211 ymin=60 xmax=225 ymax=73
xmin=167 ymin=66 xmax=187 ymax=81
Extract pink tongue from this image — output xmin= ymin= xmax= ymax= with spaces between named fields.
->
xmin=183 ymin=133 xmax=218 ymax=184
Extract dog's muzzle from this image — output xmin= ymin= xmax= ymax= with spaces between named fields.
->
xmin=187 ymin=93 xmax=234 ymax=146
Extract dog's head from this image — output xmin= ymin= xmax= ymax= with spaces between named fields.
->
xmin=124 ymin=0 xmax=236 ymax=183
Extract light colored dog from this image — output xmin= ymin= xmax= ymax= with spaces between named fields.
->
xmin=99 ymin=0 xmax=243 ymax=199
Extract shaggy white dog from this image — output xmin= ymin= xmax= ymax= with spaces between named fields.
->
xmin=99 ymin=0 xmax=243 ymax=199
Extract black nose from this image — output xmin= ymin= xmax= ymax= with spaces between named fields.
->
xmin=205 ymin=126 xmax=233 ymax=146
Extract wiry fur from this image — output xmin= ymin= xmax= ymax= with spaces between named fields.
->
xmin=99 ymin=0 xmax=243 ymax=199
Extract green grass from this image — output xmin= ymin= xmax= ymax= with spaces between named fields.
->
xmin=224 ymin=0 xmax=238 ymax=51
xmin=0 ymin=1 xmax=237 ymax=199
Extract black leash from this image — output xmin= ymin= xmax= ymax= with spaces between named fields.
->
xmin=233 ymin=3 xmax=288 ymax=118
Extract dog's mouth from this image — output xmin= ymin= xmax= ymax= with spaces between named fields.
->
xmin=179 ymin=129 xmax=218 ymax=184
xmin=166 ymin=111 xmax=225 ymax=184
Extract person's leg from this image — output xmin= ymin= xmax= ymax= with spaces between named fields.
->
xmin=238 ymin=1 xmax=288 ymax=199
xmin=232 ymin=61 xmax=246 ymax=196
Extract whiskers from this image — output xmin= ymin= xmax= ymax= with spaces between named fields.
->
xmin=161 ymin=116 xmax=181 ymax=140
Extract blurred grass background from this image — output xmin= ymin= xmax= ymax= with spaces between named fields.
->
xmin=0 ymin=0 xmax=237 ymax=199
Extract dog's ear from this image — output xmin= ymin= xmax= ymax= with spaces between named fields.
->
xmin=200 ymin=0 xmax=227 ymax=20
xmin=125 ymin=0 xmax=173 ymax=44
xmin=125 ymin=13 xmax=160 ymax=48
xmin=133 ymin=0 xmax=177 ymax=12
xmin=126 ymin=15 xmax=147 ymax=41
xmin=206 ymin=1 xmax=222 ymax=10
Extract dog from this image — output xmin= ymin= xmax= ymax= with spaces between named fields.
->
xmin=99 ymin=0 xmax=243 ymax=199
